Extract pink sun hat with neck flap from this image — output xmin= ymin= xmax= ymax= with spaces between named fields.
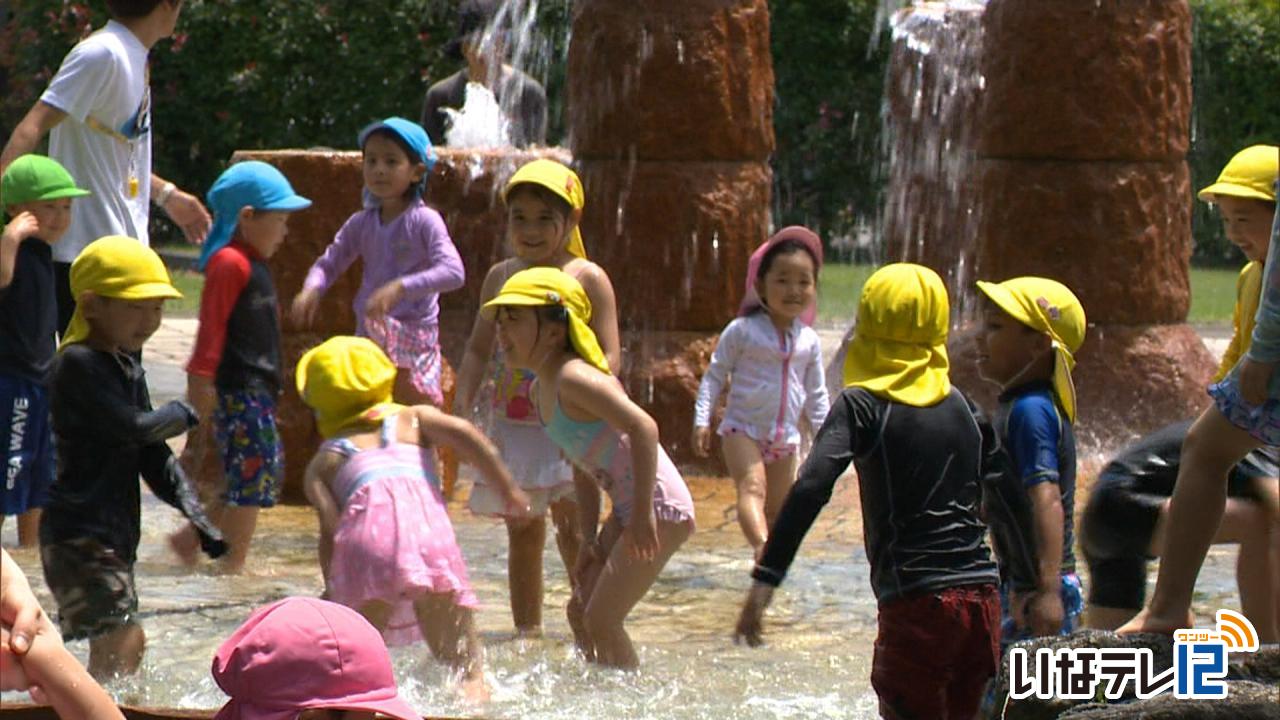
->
xmin=739 ymin=225 xmax=824 ymax=327
xmin=212 ymin=597 xmax=421 ymax=720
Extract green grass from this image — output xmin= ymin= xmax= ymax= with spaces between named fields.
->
xmin=167 ymin=269 xmax=204 ymax=317
xmin=816 ymin=263 xmax=1241 ymax=328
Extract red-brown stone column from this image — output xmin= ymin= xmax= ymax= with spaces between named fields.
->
xmin=954 ymin=0 xmax=1216 ymax=449
xmin=230 ymin=147 xmax=568 ymax=502
xmin=567 ymin=0 xmax=774 ymax=467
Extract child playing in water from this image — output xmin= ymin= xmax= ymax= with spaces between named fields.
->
xmin=455 ymin=158 xmax=621 ymax=637
xmin=1 ymin=549 xmax=127 ymax=720
xmin=974 ymin=276 xmax=1087 ymax=644
xmin=693 ymin=226 xmax=828 ymax=557
xmin=40 ymin=236 xmax=226 ymax=679
xmin=735 ymin=263 xmax=1039 ymax=720
xmin=297 ymin=336 xmax=529 ymax=703
xmin=292 ymin=117 xmax=464 ymax=408
xmin=172 ymin=161 xmax=312 ymax=575
xmin=1 ymin=155 xmax=90 ymax=548
xmin=486 ymin=267 xmax=694 ymax=669
xmin=1120 ymin=144 xmax=1280 ymax=637
xmin=212 ymin=596 xmax=423 ymax=720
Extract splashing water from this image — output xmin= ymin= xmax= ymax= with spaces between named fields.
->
xmin=444 ymin=82 xmax=512 ymax=148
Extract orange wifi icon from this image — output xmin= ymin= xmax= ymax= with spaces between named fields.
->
xmin=1215 ymin=609 xmax=1259 ymax=652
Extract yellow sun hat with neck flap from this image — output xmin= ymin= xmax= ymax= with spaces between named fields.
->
xmin=503 ymin=159 xmax=587 ymax=259
xmin=482 ymin=266 xmax=609 ymax=375
xmin=60 ymin=235 xmax=182 ymax=349
xmin=842 ymin=263 xmax=951 ymax=407
xmin=296 ymin=336 xmax=405 ymax=439
xmin=976 ymin=276 xmax=1086 ymax=422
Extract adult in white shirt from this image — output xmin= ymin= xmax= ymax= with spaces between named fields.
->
xmin=1 ymin=0 xmax=211 ymax=333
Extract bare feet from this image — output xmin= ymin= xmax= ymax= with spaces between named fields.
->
xmin=458 ymin=671 xmax=490 ymax=704
xmin=167 ymin=526 xmax=200 ymax=567
xmin=1115 ymin=606 xmax=1196 ymax=636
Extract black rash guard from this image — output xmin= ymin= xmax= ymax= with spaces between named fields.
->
xmin=41 ymin=344 xmax=226 ymax=562
xmin=753 ymin=387 xmax=1040 ymax=605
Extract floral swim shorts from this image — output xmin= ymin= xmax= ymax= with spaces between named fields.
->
xmin=215 ymin=390 xmax=283 ymax=507
xmin=365 ymin=315 xmax=443 ymax=406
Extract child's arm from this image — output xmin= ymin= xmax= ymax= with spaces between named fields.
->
xmin=413 ymin=406 xmax=530 ymax=512
xmin=292 ymin=214 xmax=364 ymax=327
xmin=736 ymin=391 xmax=861 ymax=646
xmin=4 ymin=627 xmax=126 ymax=720
xmin=579 ymin=262 xmax=622 ymax=374
xmin=381 ymin=212 xmax=465 ymax=307
xmin=456 ymin=264 xmax=508 ymax=415
xmin=1003 ymin=398 xmax=1066 ymax=634
xmin=302 ymin=451 xmax=345 ymax=590
xmin=138 ymin=442 xmax=227 ymax=560
xmin=1241 ymin=201 xmax=1280 ymax=403
xmin=801 ymin=332 xmax=830 ymax=430
xmin=0 ymin=550 xmax=57 ymax=657
xmin=0 ymin=212 xmax=38 ymax=290
xmin=187 ymin=247 xmax=249 ymax=417
xmin=58 ymin=349 xmax=198 ymax=446
xmin=692 ymin=320 xmax=740 ymax=457
xmin=559 ymin=364 xmax=660 ymax=560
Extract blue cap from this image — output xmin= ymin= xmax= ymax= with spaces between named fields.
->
xmin=358 ymin=117 xmax=436 ymax=198
xmin=198 ymin=161 xmax=312 ymax=271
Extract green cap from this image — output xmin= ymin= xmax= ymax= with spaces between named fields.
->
xmin=1 ymin=154 xmax=92 ymax=208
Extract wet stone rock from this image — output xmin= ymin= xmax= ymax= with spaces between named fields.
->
xmin=978 ymin=0 xmax=1192 ymax=162
xmin=619 ymin=331 xmax=724 ymax=473
xmin=1056 ymin=681 xmax=1279 ymax=719
xmin=578 ymin=160 xmax=772 ymax=332
xmin=567 ymin=0 xmax=774 ymax=162
xmin=975 ymin=158 xmax=1192 ymax=326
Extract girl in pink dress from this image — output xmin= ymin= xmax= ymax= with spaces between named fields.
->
xmin=296 ymin=336 xmax=529 ymax=703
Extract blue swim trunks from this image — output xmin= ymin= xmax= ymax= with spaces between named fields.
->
xmin=214 ymin=390 xmax=283 ymax=508
xmin=0 ymin=374 xmax=54 ymax=516
xmin=999 ymin=572 xmax=1084 ymax=648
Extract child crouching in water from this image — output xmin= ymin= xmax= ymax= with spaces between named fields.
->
xmin=735 ymin=264 xmax=1039 ymax=720
xmin=296 ymin=336 xmax=529 ymax=703
xmin=486 ymin=267 xmax=694 ymax=669
xmin=693 ymin=226 xmax=828 ymax=558
xmin=212 ymin=596 xmax=423 ymax=720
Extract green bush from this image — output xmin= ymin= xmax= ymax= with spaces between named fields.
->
xmin=1189 ymin=0 xmax=1280 ymax=265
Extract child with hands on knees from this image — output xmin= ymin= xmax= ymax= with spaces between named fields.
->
xmin=172 ymin=162 xmax=311 ymax=574
xmin=455 ymin=159 xmax=621 ymax=638
xmin=1 ymin=548 xmax=127 ymax=720
xmin=297 ymin=336 xmax=529 ymax=703
xmin=974 ymin=276 xmax=1087 ymax=644
xmin=211 ymin=596 xmax=424 ymax=720
xmin=693 ymin=226 xmax=828 ymax=558
xmin=293 ymin=117 xmax=463 ymax=408
xmin=735 ymin=264 xmax=1039 ymax=720
xmin=486 ymin=267 xmax=694 ymax=670
xmin=41 ymin=236 xmax=226 ymax=680
xmin=0 ymin=155 xmax=90 ymax=547
xmin=1121 ymin=145 xmax=1280 ymax=637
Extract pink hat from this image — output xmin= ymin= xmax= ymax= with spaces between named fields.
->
xmin=212 ymin=597 xmax=421 ymax=720
xmin=738 ymin=225 xmax=824 ymax=327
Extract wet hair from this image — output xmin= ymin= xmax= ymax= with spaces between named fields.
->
xmin=756 ymin=238 xmax=820 ymax=284
xmin=535 ymin=305 xmax=574 ymax=352
xmin=106 ymin=0 xmax=174 ymax=19
xmin=506 ymin=183 xmax=574 ymax=221
xmin=361 ymin=128 xmax=424 ymax=199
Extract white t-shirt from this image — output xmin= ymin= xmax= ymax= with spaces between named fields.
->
xmin=41 ymin=20 xmax=153 ymax=262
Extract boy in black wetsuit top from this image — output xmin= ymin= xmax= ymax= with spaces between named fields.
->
xmin=974 ymin=277 xmax=1087 ymax=647
xmin=736 ymin=263 xmax=1038 ymax=720
xmin=39 ymin=236 xmax=225 ymax=680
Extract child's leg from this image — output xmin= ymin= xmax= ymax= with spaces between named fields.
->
xmin=721 ymin=433 xmax=769 ymax=554
xmin=762 ymin=453 xmax=798 ymax=530
xmin=413 ymin=593 xmax=488 ymax=703
xmin=87 ymin=621 xmax=145 ymax=680
xmin=1119 ymin=408 xmax=1260 ymax=635
xmin=215 ymin=506 xmax=260 ymax=574
xmin=549 ymin=495 xmax=587 ymax=646
xmin=581 ymin=519 xmax=692 ymax=670
xmin=15 ymin=509 xmax=40 ymax=548
xmin=506 ymin=514 xmax=547 ymax=635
